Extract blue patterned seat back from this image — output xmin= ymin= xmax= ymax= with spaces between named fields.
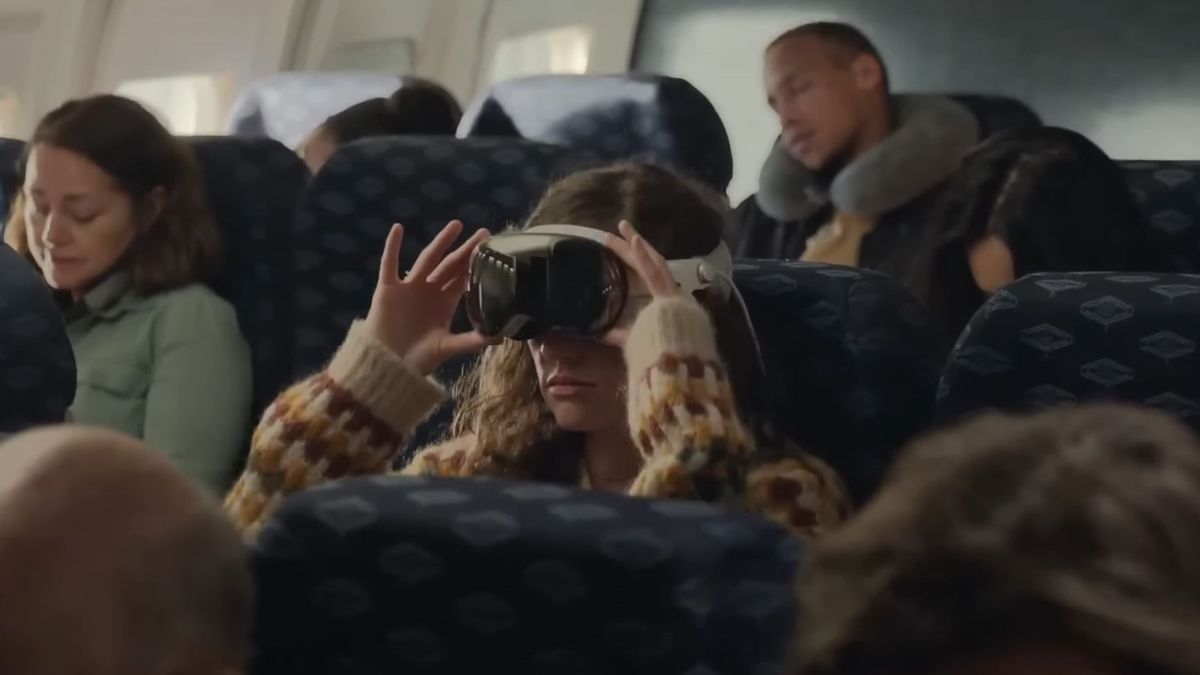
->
xmin=734 ymin=261 xmax=943 ymax=503
xmin=937 ymin=272 xmax=1200 ymax=430
xmin=250 ymin=475 xmax=802 ymax=675
xmin=0 ymin=244 xmax=75 ymax=433
xmin=946 ymin=94 xmax=1042 ymax=137
xmin=290 ymin=137 xmax=578 ymax=446
xmin=459 ymin=74 xmax=733 ymax=193
xmin=186 ymin=137 xmax=310 ymax=420
xmin=0 ymin=137 xmax=25 ymax=223
xmin=227 ymin=71 xmax=405 ymax=149
xmin=1119 ymin=160 xmax=1200 ymax=273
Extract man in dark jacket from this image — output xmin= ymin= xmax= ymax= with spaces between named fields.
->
xmin=733 ymin=22 xmax=979 ymax=274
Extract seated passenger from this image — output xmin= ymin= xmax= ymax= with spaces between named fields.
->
xmin=734 ymin=22 xmax=979 ymax=266
xmin=298 ymin=77 xmax=462 ymax=172
xmin=909 ymin=126 xmax=1165 ymax=343
xmin=2 ymin=95 xmax=252 ymax=492
xmin=226 ymin=162 xmax=850 ymax=540
xmin=794 ymin=404 xmax=1200 ymax=674
xmin=0 ymin=426 xmax=250 ymax=675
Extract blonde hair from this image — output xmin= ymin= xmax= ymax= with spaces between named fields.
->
xmin=3 ymin=95 xmax=221 ymax=294
xmin=446 ymin=162 xmax=760 ymax=481
xmin=794 ymin=404 xmax=1200 ymax=675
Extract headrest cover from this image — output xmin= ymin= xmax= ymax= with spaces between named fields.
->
xmin=460 ymin=74 xmax=734 ymax=193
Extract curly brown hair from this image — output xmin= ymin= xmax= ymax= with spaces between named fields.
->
xmin=3 ymin=94 xmax=222 ymax=293
xmin=447 ymin=162 xmax=770 ymax=482
xmin=794 ymin=404 xmax=1200 ymax=675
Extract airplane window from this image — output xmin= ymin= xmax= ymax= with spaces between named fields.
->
xmin=490 ymin=25 xmax=593 ymax=85
xmin=114 ymin=74 xmax=234 ymax=135
xmin=0 ymin=87 xmax=18 ymax=137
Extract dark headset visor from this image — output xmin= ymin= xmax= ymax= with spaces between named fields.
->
xmin=467 ymin=233 xmax=628 ymax=340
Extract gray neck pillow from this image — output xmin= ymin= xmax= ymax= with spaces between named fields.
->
xmin=757 ymin=95 xmax=981 ymax=222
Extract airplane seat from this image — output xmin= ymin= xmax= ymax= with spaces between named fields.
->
xmin=290 ymin=136 xmax=580 ymax=451
xmin=249 ymin=474 xmax=802 ymax=675
xmin=0 ymin=243 xmax=75 ymax=434
xmin=186 ymin=136 xmax=310 ymax=420
xmin=937 ymin=271 xmax=1200 ymax=431
xmin=0 ymin=137 xmax=26 ymax=222
xmin=1119 ymin=160 xmax=1200 ymax=273
xmin=946 ymin=94 xmax=1042 ymax=137
xmin=734 ymin=260 xmax=943 ymax=504
xmin=458 ymin=74 xmax=734 ymax=194
xmin=227 ymin=71 xmax=404 ymax=149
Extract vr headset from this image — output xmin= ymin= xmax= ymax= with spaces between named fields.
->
xmin=467 ymin=224 xmax=734 ymax=340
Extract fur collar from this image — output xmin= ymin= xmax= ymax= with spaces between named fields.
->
xmin=757 ymin=95 xmax=980 ymax=222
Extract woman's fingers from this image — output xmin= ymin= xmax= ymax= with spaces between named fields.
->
xmin=440 ymin=331 xmax=489 ymax=359
xmin=428 ymin=227 xmax=490 ymax=284
xmin=603 ymin=231 xmax=639 ymax=271
xmin=409 ymin=220 xmax=465 ymax=281
xmin=621 ymin=220 xmax=677 ymax=296
xmin=599 ymin=326 xmax=629 ymax=349
xmin=377 ymin=223 xmax=405 ymax=286
xmin=635 ymin=235 xmax=678 ymax=296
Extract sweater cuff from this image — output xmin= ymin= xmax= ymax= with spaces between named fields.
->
xmin=624 ymin=297 xmax=720 ymax=379
xmin=327 ymin=321 xmax=446 ymax=432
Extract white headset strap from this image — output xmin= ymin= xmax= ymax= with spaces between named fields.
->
xmin=527 ymin=223 xmax=732 ymax=293
xmin=525 ymin=224 xmax=609 ymax=245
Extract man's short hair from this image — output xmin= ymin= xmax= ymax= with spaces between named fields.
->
xmin=768 ymin=22 xmax=891 ymax=92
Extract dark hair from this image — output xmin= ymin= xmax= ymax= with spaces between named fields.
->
xmin=910 ymin=126 xmax=1164 ymax=344
xmin=769 ymin=22 xmax=891 ymax=93
xmin=451 ymin=162 xmax=778 ymax=480
xmin=3 ymin=95 xmax=222 ymax=294
xmin=795 ymin=404 xmax=1200 ymax=675
xmin=320 ymin=77 xmax=462 ymax=144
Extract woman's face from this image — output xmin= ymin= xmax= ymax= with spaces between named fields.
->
xmin=23 ymin=144 xmax=140 ymax=296
xmin=529 ymin=335 xmax=627 ymax=434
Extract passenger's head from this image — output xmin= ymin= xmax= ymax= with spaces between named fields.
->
xmin=452 ymin=162 xmax=764 ymax=479
xmin=298 ymin=77 xmax=462 ymax=172
xmin=0 ymin=426 xmax=251 ymax=675
xmin=764 ymin=22 xmax=892 ymax=171
xmin=913 ymin=126 xmax=1162 ymax=342
xmin=3 ymin=94 xmax=222 ymax=298
xmin=795 ymin=404 xmax=1200 ymax=675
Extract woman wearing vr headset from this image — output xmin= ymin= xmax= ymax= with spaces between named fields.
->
xmin=225 ymin=163 xmax=849 ymax=540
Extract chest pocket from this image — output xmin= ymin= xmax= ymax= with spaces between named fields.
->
xmin=72 ymin=362 xmax=149 ymax=437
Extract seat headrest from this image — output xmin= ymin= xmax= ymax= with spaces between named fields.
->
xmin=250 ymin=475 xmax=802 ymax=675
xmin=938 ymin=272 xmax=1200 ymax=430
xmin=459 ymin=74 xmax=733 ymax=193
xmin=945 ymin=94 xmax=1041 ymax=137
xmin=185 ymin=136 xmax=310 ymax=419
xmin=0 ymin=245 xmax=75 ymax=433
xmin=1120 ymin=160 xmax=1200 ymax=273
xmin=734 ymin=260 xmax=943 ymax=504
xmin=227 ymin=71 xmax=404 ymax=148
xmin=0 ymin=137 xmax=26 ymax=223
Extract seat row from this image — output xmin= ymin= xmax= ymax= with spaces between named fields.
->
xmin=4 ymin=129 xmax=1199 ymax=491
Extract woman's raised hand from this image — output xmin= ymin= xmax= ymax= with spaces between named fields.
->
xmin=600 ymin=220 xmax=682 ymax=347
xmin=363 ymin=220 xmax=491 ymax=375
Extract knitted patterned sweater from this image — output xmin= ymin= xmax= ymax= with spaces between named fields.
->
xmin=225 ymin=298 xmax=850 ymax=539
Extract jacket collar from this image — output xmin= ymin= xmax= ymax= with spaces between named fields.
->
xmin=68 ymin=270 xmax=135 ymax=320
xmin=756 ymin=95 xmax=981 ymax=222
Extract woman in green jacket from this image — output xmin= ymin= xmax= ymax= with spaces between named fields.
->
xmin=3 ymin=95 xmax=251 ymax=492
